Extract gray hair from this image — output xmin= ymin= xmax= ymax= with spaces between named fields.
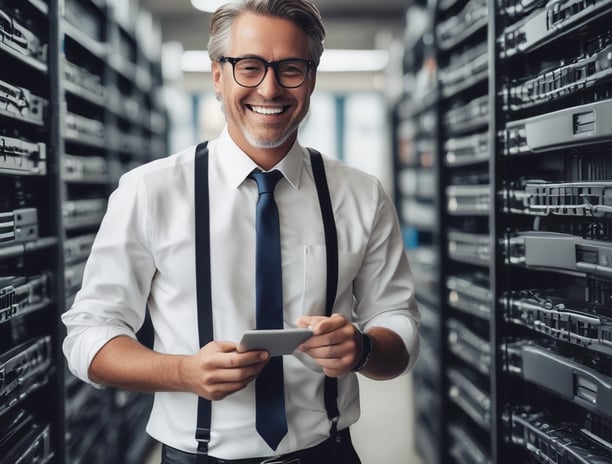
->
xmin=207 ymin=0 xmax=325 ymax=66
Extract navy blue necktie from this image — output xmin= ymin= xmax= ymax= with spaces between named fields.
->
xmin=250 ymin=169 xmax=287 ymax=450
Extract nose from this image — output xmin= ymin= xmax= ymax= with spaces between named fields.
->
xmin=257 ymin=67 xmax=284 ymax=99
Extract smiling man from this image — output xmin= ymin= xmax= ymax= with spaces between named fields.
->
xmin=61 ymin=1 xmax=420 ymax=463
xmin=212 ymin=12 xmax=314 ymax=166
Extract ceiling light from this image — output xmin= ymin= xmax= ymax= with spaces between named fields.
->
xmin=191 ymin=0 xmax=228 ymax=13
xmin=319 ymin=49 xmax=388 ymax=72
xmin=180 ymin=49 xmax=389 ymax=73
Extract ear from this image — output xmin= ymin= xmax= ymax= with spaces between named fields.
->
xmin=308 ymin=71 xmax=317 ymax=96
xmin=212 ymin=61 xmax=224 ymax=96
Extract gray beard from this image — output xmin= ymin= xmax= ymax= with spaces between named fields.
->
xmin=219 ymin=98 xmax=300 ymax=149
xmin=242 ymin=124 xmax=295 ymax=149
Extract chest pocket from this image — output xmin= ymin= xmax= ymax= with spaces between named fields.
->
xmin=302 ymin=245 xmax=363 ymax=316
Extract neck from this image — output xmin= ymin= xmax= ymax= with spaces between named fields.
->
xmin=228 ymin=127 xmax=297 ymax=170
xmin=247 ymin=146 xmax=288 ymax=171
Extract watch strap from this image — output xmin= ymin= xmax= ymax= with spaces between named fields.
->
xmin=352 ymin=330 xmax=373 ymax=372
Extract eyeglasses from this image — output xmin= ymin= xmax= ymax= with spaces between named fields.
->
xmin=218 ymin=56 xmax=313 ymax=88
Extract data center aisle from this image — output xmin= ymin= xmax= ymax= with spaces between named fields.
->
xmin=352 ymin=374 xmax=423 ymax=464
xmin=146 ymin=373 xmax=421 ymax=463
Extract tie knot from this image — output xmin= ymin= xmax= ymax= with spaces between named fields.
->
xmin=251 ymin=170 xmax=283 ymax=195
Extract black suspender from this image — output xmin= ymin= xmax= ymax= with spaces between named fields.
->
xmin=308 ymin=148 xmax=340 ymax=432
xmin=194 ymin=141 xmax=212 ymax=463
xmin=193 ymin=143 xmax=339 ymax=459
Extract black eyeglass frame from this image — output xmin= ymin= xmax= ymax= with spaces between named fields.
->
xmin=218 ymin=56 xmax=315 ymax=89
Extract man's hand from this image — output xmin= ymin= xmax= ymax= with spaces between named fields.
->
xmin=295 ymin=314 xmax=360 ymax=377
xmin=88 ymin=336 xmax=269 ymax=401
xmin=179 ymin=341 xmax=269 ymax=400
xmin=295 ymin=316 xmax=411 ymax=380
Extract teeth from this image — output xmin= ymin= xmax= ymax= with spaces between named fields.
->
xmin=251 ymin=106 xmax=284 ymax=115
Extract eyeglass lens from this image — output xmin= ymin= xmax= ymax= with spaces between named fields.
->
xmin=231 ymin=58 xmax=309 ymax=88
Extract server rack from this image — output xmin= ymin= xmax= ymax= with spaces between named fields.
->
xmin=1 ymin=0 xmax=62 ymax=462
xmin=0 ymin=0 xmax=167 ymax=462
xmin=392 ymin=1 xmax=444 ymax=463
xmin=437 ymin=0 xmax=495 ymax=460
xmin=496 ymin=0 xmax=612 ymax=461
xmin=395 ymin=0 xmax=612 ymax=462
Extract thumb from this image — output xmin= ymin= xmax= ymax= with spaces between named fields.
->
xmin=295 ymin=315 xmax=327 ymax=328
xmin=295 ymin=316 xmax=311 ymax=328
xmin=210 ymin=341 xmax=238 ymax=353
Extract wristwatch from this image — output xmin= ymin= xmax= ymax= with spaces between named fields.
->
xmin=351 ymin=329 xmax=373 ymax=372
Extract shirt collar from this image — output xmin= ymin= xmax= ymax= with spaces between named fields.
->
xmin=217 ymin=127 xmax=304 ymax=190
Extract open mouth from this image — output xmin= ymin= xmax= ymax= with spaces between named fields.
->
xmin=247 ymin=104 xmax=289 ymax=115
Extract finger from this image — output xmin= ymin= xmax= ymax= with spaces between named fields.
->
xmin=295 ymin=316 xmax=327 ymax=329
xmin=202 ymin=359 xmax=267 ymax=396
xmin=303 ymin=341 xmax=353 ymax=360
xmin=311 ymin=314 xmax=350 ymax=335
xmin=300 ymin=328 xmax=359 ymax=362
xmin=312 ymin=354 xmax=355 ymax=378
xmin=211 ymin=361 xmax=266 ymax=383
xmin=224 ymin=350 xmax=269 ymax=368
xmin=205 ymin=379 xmax=254 ymax=400
xmin=296 ymin=315 xmax=350 ymax=335
xmin=201 ymin=345 xmax=268 ymax=372
xmin=214 ymin=341 xmax=239 ymax=353
xmin=300 ymin=324 xmax=354 ymax=351
xmin=239 ymin=351 xmax=270 ymax=366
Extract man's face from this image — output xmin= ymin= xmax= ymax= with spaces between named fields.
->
xmin=212 ymin=12 xmax=316 ymax=155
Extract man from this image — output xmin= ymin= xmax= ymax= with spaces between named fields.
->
xmin=62 ymin=1 xmax=420 ymax=463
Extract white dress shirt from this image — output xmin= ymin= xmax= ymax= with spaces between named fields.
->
xmin=62 ymin=128 xmax=420 ymax=459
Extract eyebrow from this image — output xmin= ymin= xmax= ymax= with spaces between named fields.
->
xmin=231 ymin=54 xmax=308 ymax=61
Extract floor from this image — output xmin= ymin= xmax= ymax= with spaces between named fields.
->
xmin=351 ymin=374 xmax=423 ymax=464
xmin=146 ymin=374 xmax=423 ymax=463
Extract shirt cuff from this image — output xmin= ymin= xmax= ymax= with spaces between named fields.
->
xmin=364 ymin=314 xmax=420 ymax=375
xmin=63 ymin=325 xmax=137 ymax=388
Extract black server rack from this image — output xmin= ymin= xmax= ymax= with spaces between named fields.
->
xmin=1 ymin=0 xmax=62 ymax=462
xmin=0 ymin=0 xmax=167 ymax=462
xmin=395 ymin=0 xmax=612 ymax=462
xmin=496 ymin=0 xmax=612 ymax=461
xmin=437 ymin=0 xmax=494 ymax=460
xmin=60 ymin=4 xmax=114 ymax=459
xmin=392 ymin=1 xmax=444 ymax=463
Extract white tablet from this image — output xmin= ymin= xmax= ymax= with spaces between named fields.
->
xmin=237 ymin=328 xmax=313 ymax=357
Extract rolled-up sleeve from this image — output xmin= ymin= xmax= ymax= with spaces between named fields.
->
xmin=354 ymin=180 xmax=420 ymax=374
xmin=62 ymin=173 xmax=156 ymax=385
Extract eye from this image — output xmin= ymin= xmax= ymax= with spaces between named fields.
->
xmin=236 ymin=59 xmax=264 ymax=74
xmin=279 ymin=61 xmax=306 ymax=75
